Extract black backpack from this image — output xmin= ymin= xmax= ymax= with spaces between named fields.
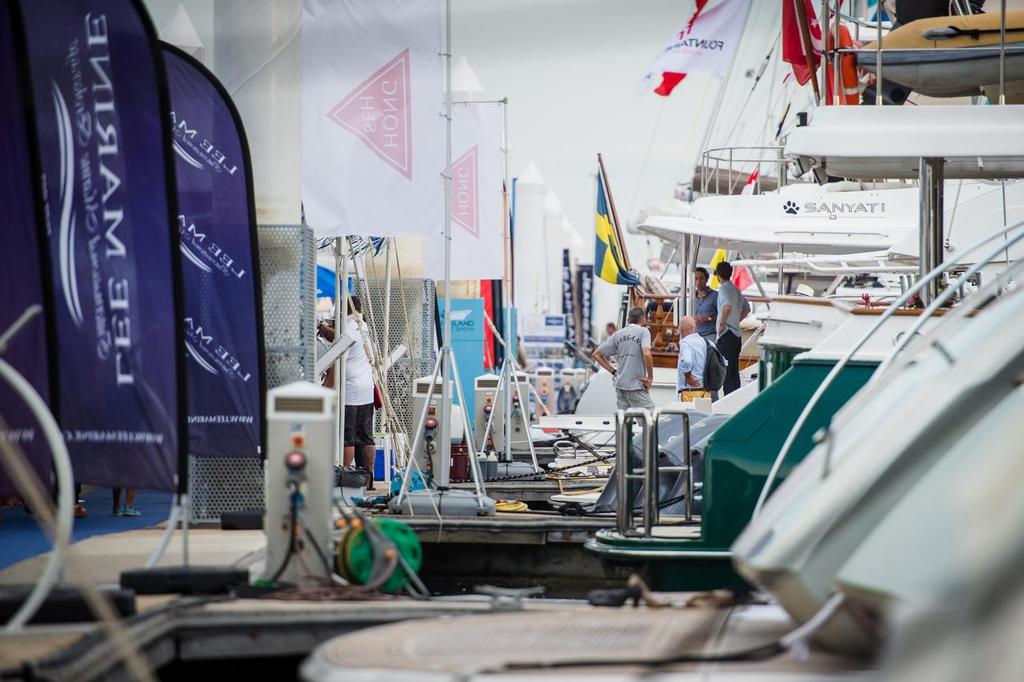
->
xmin=703 ymin=338 xmax=727 ymax=392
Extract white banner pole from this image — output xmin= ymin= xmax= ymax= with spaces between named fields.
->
xmin=500 ymin=99 xmax=515 ymax=462
xmin=437 ymin=0 xmax=454 ymax=488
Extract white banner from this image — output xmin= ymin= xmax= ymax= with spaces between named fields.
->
xmin=423 ymin=101 xmax=505 ymax=280
xmin=641 ymin=0 xmax=749 ymax=89
xmin=302 ymin=0 xmax=444 ymax=238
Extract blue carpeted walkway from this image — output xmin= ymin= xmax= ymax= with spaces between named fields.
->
xmin=0 ymin=488 xmax=173 ymax=571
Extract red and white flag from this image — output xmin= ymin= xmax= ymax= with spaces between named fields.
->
xmin=423 ymin=102 xmax=505 ymax=280
xmin=302 ymin=0 xmax=444 ymax=238
xmin=641 ymin=0 xmax=749 ymax=97
xmin=733 ymin=265 xmax=754 ymax=291
xmin=782 ymin=0 xmax=823 ymax=86
xmin=740 ymin=167 xmax=759 ymax=195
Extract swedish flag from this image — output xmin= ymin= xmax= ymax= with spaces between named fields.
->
xmin=594 ymin=167 xmax=640 ymax=286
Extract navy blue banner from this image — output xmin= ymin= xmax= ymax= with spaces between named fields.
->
xmin=16 ymin=1 xmax=186 ymax=491
xmin=163 ymin=44 xmax=264 ymax=459
xmin=0 ymin=3 xmax=53 ymax=497
xmin=576 ymin=264 xmax=594 ymax=347
xmin=561 ymin=249 xmax=576 ymax=346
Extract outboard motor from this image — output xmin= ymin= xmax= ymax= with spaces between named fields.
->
xmin=591 ymin=411 xmax=726 ymax=514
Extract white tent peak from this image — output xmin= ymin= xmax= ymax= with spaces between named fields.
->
xmin=450 ymin=55 xmax=484 ymax=95
xmin=518 ymin=160 xmax=545 ymax=185
xmin=561 ymin=216 xmax=585 ymax=249
xmin=161 ymin=4 xmax=203 ymax=58
xmin=544 ymin=189 xmax=563 ymax=214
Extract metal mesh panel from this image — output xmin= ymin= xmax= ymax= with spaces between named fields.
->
xmin=187 ymin=455 xmax=264 ymax=520
xmin=188 ymin=224 xmax=316 ymax=522
xmin=259 ymin=225 xmax=317 ymax=386
xmin=354 ymin=277 xmax=436 ymax=437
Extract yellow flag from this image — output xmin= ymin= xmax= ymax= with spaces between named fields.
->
xmin=708 ymin=248 xmax=727 ymax=289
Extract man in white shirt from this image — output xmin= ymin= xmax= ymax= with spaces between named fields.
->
xmin=676 ymin=316 xmax=710 ymax=401
xmin=323 ymin=296 xmax=378 ymax=488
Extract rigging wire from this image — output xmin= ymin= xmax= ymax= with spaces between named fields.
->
xmin=624 ymin=98 xmax=668 ymax=222
xmin=718 ymin=29 xmax=782 ymax=151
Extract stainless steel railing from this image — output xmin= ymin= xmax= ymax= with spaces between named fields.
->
xmin=615 ymin=408 xmax=655 ymax=536
xmin=700 ymin=146 xmax=788 ymax=197
xmin=653 ymin=407 xmax=693 ymax=524
xmin=614 ymin=407 xmax=694 ymax=537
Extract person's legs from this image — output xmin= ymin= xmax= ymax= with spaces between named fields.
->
xmin=343 ymin=405 xmax=357 ymax=467
xmin=621 ymin=389 xmax=655 ymax=411
xmin=74 ymin=483 xmax=87 ymax=518
xmin=112 ymin=487 xmax=122 ymax=515
xmin=719 ymin=331 xmax=742 ymax=394
xmin=121 ymin=488 xmax=140 ymax=516
xmin=355 ymin=405 xmax=377 ymax=488
xmin=615 ymin=388 xmax=630 ymax=411
xmin=633 ymin=389 xmax=656 ymax=411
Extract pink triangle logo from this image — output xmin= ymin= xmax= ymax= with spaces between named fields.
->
xmin=326 ymin=49 xmax=413 ymax=179
xmin=450 ymin=146 xmax=479 ymax=237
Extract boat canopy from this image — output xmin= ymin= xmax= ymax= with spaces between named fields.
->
xmin=636 ymin=186 xmax=920 ymax=255
xmin=728 ymin=180 xmax=1024 ymax=268
xmin=785 ymin=106 xmax=1024 ymax=179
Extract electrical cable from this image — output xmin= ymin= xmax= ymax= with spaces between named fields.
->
xmin=269 ymin=489 xmax=299 ymax=584
xmin=299 ymin=512 xmax=333 ymax=577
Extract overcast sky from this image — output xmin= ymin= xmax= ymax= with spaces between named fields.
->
xmin=453 ymin=0 xmax=717 ymax=261
xmin=143 ymin=0 xmax=781 ymax=326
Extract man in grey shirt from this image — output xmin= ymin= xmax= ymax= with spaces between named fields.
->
xmin=715 ymin=261 xmax=750 ymax=395
xmin=593 ymin=307 xmax=655 ymax=411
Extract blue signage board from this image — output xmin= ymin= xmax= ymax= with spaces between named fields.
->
xmin=438 ymin=298 xmax=485 ymax=423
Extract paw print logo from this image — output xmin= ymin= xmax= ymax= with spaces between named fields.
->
xmin=783 ymin=201 xmax=799 ymax=215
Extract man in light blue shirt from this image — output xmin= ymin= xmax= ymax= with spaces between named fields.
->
xmin=693 ymin=267 xmax=718 ymax=339
xmin=676 ymin=316 xmax=710 ymax=400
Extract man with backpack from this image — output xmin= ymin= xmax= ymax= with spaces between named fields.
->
xmin=676 ymin=315 xmax=726 ymax=401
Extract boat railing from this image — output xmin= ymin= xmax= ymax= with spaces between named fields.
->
xmin=828 ymin=0 xmax=1011 ymax=106
xmin=614 ymin=406 xmax=693 ymax=537
xmin=751 ymin=215 xmax=1024 ymax=519
xmin=653 ymin=406 xmax=694 ymax=525
xmin=699 ymin=146 xmax=787 ymax=197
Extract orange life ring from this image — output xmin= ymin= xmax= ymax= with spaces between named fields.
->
xmin=826 ymin=23 xmax=859 ymax=105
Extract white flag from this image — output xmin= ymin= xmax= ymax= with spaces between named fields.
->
xmin=641 ymin=0 xmax=749 ymax=96
xmin=423 ymin=102 xmax=505 ymax=281
xmin=302 ymin=0 xmax=444 ymax=238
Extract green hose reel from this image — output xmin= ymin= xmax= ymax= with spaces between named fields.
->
xmin=336 ymin=517 xmax=423 ymax=594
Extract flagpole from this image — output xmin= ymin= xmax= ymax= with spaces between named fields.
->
xmin=597 ymin=153 xmax=631 ymax=272
xmin=500 ymin=98 xmax=515 ymax=463
xmin=438 ymin=0 xmax=454 ymax=488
